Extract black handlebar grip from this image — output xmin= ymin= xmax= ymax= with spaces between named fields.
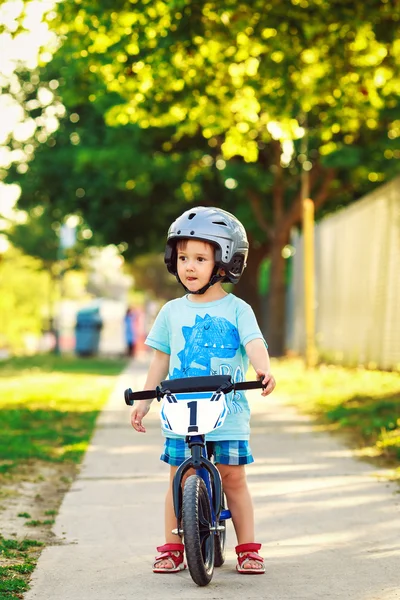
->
xmin=234 ymin=379 xmax=265 ymax=391
xmin=124 ymin=388 xmax=159 ymax=404
xmin=124 ymin=388 xmax=133 ymax=406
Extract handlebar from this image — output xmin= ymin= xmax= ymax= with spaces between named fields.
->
xmin=124 ymin=374 xmax=266 ymax=406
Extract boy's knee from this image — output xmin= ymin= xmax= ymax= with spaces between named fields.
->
xmin=218 ymin=465 xmax=246 ymax=490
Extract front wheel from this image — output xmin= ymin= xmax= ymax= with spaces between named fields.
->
xmin=182 ymin=475 xmax=214 ymax=586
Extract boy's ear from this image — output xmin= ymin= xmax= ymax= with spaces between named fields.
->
xmin=218 ymin=268 xmax=226 ymax=276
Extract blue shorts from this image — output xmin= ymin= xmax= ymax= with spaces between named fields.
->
xmin=160 ymin=438 xmax=254 ymax=466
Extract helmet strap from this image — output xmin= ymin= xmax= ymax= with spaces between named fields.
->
xmin=176 ymin=266 xmax=224 ymax=295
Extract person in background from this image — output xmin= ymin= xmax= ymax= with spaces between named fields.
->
xmin=124 ymin=307 xmax=137 ymax=357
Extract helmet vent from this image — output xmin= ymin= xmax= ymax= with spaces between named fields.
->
xmin=188 ymin=213 xmax=196 ymax=220
xmin=213 ymin=220 xmax=228 ymax=226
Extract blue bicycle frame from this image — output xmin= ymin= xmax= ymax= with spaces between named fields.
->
xmin=124 ymin=374 xmax=264 ymax=536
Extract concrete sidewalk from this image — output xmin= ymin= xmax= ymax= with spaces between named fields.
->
xmin=26 ymin=360 xmax=400 ymax=599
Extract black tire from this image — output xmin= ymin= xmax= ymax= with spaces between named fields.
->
xmin=182 ymin=475 xmax=215 ymax=586
xmin=214 ymin=492 xmax=227 ymax=567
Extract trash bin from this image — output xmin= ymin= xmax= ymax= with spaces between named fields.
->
xmin=75 ymin=306 xmax=103 ymax=356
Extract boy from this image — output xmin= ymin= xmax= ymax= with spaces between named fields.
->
xmin=131 ymin=206 xmax=276 ymax=574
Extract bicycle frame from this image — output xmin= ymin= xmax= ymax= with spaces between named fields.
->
xmin=124 ymin=374 xmax=264 ymax=539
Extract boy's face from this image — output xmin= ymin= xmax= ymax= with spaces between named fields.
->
xmin=176 ymin=239 xmax=216 ymax=292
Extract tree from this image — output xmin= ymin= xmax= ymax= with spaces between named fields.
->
xmin=130 ymin=253 xmax=182 ymax=302
xmin=6 ymin=0 xmax=400 ymax=353
xmin=4 ymin=65 xmax=209 ymax=250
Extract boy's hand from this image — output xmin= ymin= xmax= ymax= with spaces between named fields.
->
xmin=131 ymin=400 xmax=151 ymax=433
xmin=256 ymin=369 xmax=276 ymax=396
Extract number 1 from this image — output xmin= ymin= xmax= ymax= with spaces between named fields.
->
xmin=187 ymin=401 xmax=198 ymax=432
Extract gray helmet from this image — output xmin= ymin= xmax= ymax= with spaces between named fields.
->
xmin=164 ymin=206 xmax=248 ymax=285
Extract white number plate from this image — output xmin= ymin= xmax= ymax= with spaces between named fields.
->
xmin=160 ymin=391 xmax=228 ymax=436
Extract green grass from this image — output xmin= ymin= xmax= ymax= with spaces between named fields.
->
xmin=0 ymin=354 xmax=127 ymax=377
xmin=0 ymin=537 xmax=43 ymax=600
xmin=0 ymin=353 xmax=127 ymax=598
xmin=0 ymin=354 xmax=128 ymax=474
xmin=271 ymin=358 xmax=400 ymax=471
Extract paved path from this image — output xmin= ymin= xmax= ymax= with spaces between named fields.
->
xmin=26 ymin=361 xmax=400 ymax=599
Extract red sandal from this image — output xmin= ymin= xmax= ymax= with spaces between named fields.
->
xmin=153 ymin=543 xmax=186 ymax=573
xmin=235 ymin=543 xmax=265 ymax=574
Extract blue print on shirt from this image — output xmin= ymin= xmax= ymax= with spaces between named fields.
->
xmin=219 ymin=364 xmax=244 ymax=415
xmin=171 ymin=314 xmax=240 ymax=378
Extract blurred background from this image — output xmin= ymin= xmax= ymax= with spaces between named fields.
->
xmin=0 ymin=0 xmax=399 ymax=370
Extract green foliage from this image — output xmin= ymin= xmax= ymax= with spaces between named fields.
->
xmin=6 ymin=209 xmax=59 ymax=266
xmin=321 ymin=145 xmax=363 ymax=169
xmin=5 ymin=81 xmax=209 ymax=256
xmin=53 ymin=0 xmax=400 ymax=164
xmin=6 ymin=207 xmax=90 ymax=272
xmin=129 ymin=253 xmax=182 ymax=300
xmin=4 ymin=0 xmax=400 ymax=354
xmin=258 ymin=258 xmax=270 ymax=296
xmin=9 ymin=0 xmax=400 ymax=254
xmin=0 ymin=247 xmax=51 ymax=352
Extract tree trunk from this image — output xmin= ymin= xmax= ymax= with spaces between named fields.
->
xmin=267 ymin=234 xmax=288 ymax=356
xmin=234 ymin=242 xmax=268 ymax=328
xmin=243 ymin=164 xmax=336 ymax=357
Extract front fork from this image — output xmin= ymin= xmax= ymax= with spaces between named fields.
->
xmin=171 ymin=435 xmax=230 ymax=535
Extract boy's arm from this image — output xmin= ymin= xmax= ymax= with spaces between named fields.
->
xmin=131 ymin=349 xmax=170 ymax=433
xmin=245 ymin=338 xmax=276 ymax=396
xmin=143 ymin=348 xmax=170 ymax=390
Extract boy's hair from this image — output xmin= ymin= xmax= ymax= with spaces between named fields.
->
xmin=176 ymin=239 xmax=216 ymax=254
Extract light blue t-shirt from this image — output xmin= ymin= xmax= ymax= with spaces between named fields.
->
xmin=145 ymin=293 xmax=267 ymax=441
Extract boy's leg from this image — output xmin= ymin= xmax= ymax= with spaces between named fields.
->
xmin=216 ymin=464 xmax=255 ymax=543
xmin=153 ymin=466 xmax=182 ymax=571
xmin=155 ymin=465 xmax=194 ymax=570
xmin=165 ymin=466 xmax=181 ymax=544
xmin=217 ymin=463 xmax=263 ymax=571
xmin=161 ymin=438 xmax=191 ymax=544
